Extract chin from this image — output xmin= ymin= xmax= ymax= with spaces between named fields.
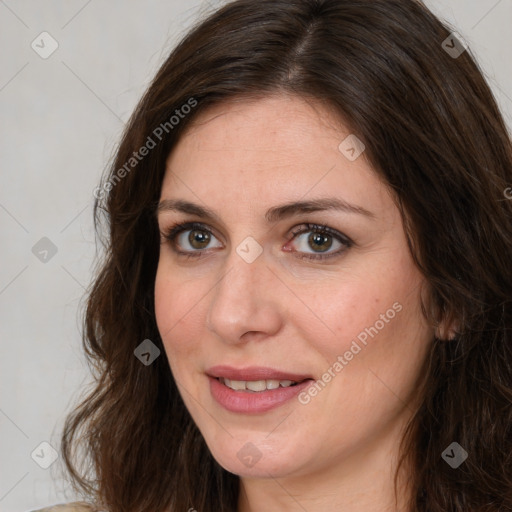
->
xmin=204 ymin=434 xmax=310 ymax=479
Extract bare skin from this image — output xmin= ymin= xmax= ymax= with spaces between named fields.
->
xmin=154 ymin=94 xmax=444 ymax=511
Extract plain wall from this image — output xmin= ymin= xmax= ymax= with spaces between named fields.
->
xmin=0 ymin=1 xmax=510 ymax=511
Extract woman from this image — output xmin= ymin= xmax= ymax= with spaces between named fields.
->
xmin=33 ymin=0 xmax=512 ymax=510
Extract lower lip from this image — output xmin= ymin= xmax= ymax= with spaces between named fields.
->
xmin=208 ymin=376 xmax=312 ymax=414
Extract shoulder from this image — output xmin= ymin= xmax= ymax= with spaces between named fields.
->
xmin=29 ymin=502 xmax=100 ymax=512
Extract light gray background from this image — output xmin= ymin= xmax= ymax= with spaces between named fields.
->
xmin=1 ymin=1 xmax=511 ymax=511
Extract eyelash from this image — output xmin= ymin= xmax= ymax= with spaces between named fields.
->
xmin=160 ymin=221 xmax=353 ymax=261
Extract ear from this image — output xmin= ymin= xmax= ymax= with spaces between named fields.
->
xmin=421 ymin=283 xmax=460 ymax=341
xmin=435 ymin=310 xmax=460 ymax=340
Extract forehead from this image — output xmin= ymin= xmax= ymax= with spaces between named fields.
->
xmin=160 ymin=94 xmax=393 ymax=221
xmin=168 ymin=94 xmax=345 ymax=159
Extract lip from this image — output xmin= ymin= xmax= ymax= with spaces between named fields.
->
xmin=206 ymin=365 xmax=314 ymax=414
xmin=206 ymin=365 xmax=312 ymax=382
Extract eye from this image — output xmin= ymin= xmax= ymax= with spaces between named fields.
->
xmin=160 ymin=221 xmax=352 ymax=261
xmin=285 ymin=223 xmax=352 ymax=261
xmin=160 ymin=221 xmax=222 ymax=257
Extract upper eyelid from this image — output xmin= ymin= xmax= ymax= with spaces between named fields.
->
xmin=163 ymin=221 xmax=351 ymax=247
xmin=289 ymin=223 xmax=352 ymax=243
xmin=171 ymin=221 xmax=224 ymax=244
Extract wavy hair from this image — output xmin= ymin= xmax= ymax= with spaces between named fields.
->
xmin=60 ymin=0 xmax=512 ymax=510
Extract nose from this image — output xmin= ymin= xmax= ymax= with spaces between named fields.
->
xmin=206 ymin=247 xmax=283 ymax=344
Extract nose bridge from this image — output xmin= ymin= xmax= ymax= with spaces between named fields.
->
xmin=212 ymin=246 xmax=264 ymax=314
xmin=206 ymin=244 xmax=281 ymax=342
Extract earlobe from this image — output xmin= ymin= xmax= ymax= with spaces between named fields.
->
xmin=435 ymin=313 xmax=460 ymax=341
xmin=421 ymin=283 xmax=459 ymax=341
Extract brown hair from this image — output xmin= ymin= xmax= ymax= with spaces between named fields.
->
xmin=60 ymin=0 xmax=512 ymax=510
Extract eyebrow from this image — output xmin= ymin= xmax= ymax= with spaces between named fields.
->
xmin=156 ymin=197 xmax=375 ymax=223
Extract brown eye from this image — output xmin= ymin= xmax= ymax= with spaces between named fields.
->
xmin=188 ymin=229 xmax=211 ymax=249
xmin=162 ymin=222 xmax=223 ymax=255
xmin=308 ymin=232 xmax=333 ymax=252
xmin=286 ymin=223 xmax=353 ymax=261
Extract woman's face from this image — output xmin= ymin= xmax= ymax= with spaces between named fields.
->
xmin=154 ymin=94 xmax=433 ymax=483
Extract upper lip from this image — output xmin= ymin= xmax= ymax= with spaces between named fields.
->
xmin=206 ymin=365 xmax=313 ymax=382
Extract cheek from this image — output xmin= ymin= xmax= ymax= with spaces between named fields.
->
xmin=296 ymin=254 xmax=428 ymax=370
xmin=154 ymin=268 xmax=205 ymax=360
xmin=291 ymin=277 xmax=404 ymax=355
xmin=154 ymin=270 xmax=175 ymax=342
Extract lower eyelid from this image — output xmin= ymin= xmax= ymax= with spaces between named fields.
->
xmin=165 ymin=223 xmax=351 ymax=260
xmin=291 ymin=232 xmax=345 ymax=253
xmin=175 ymin=229 xmax=222 ymax=251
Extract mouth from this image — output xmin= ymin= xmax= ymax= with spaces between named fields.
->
xmin=216 ymin=377 xmax=305 ymax=392
xmin=206 ymin=365 xmax=314 ymax=413
xmin=206 ymin=365 xmax=313 ymax=387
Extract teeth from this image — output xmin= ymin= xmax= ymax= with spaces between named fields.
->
xmin=266 ymin=379 xmax=280 ymax=390
xmin=220 ymin=378 xmax=298 ymax=392
xmin=246 ymin=380 xmax=267 ymax=392
xmin=229 ymin=379 xmax=247 ymax=391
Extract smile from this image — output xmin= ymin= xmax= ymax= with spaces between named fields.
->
xmin=218 ymin=377 xmax=299 ymax=392
xmin=206 ymin=366 xmax=313 ymax=413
